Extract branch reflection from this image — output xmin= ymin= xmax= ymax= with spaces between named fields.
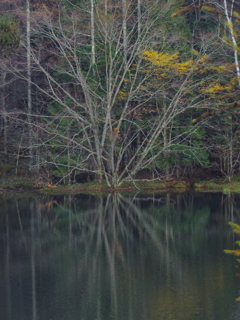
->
xmin=0 ymin=192 xmax=239 ymax=320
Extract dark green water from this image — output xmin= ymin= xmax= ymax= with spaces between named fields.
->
xmin=0 ymin=192 xmax=240 ymax=320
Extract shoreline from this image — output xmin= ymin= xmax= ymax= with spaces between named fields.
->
xmin=0 ymin=176 xmax=240 ymax=194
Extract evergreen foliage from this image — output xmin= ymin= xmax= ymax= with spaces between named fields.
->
xmin=0 ymin=14 xmax=21 ymax=56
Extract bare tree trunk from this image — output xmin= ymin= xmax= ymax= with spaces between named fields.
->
xmin=223 ymin=0 xmax=240 ymax=87
xmin=31 ymin=206 xmax=37 ymax=320
xmin=137 ymin=0 xmax=141 ymax=38
xmin=26 ymin=0 xmax=33 ymax=167
xmin=163 ymin=129 xmax=170 ymax=179
xmin=122 ymin=0 xmax=127 ymax=63
xmin=90 ymin=0 xmax=95 ymax=65
xmin=0 ymin=69 xmax=7 ymax=155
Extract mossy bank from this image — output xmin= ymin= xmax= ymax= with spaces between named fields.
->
xmin=1 ymin=175 xmax=240 ymax=194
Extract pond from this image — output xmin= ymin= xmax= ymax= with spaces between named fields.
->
xmin=0 ymin=192 xmax=240 ymax=320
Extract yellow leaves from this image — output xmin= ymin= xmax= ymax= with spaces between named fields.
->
xmin=224 ymin=249 xmax=240 ymax=256
xmin=118 ymin=91 xmax=127 ymax=100
xmin=171 ymin=7 xmax=191 ymax=18
xmin=34 ymin=181 xmax=56 ymax=189
xmin=141 ymin=50 xmax=195 ymax=75
xmin=201 ymin=6 xmax=215 ymax=13
xmin=201 ymin=83 xmax=233 ymax=95
xmin=203 ymin=84 xmax=223 ymax=94
xmin=46 ymin=183 xmax=57 ymax=188
xmin=225 ymin=222 xmax=240 ymax=302
xmin=141 ymin=46 xmax=237 ymax=105
xmin=225 ymin=21 xmax=233 ymax=29
xmin=215 ymin=65 xmax=226 ymax=71
xmin=233 ymin=11 xmax=240 ymax=19
xmin=176 ymin=60 xmax=194 ymax=74
xmin=228 ymin=222 xmax=240 ymax=235
xmin=192 ymin=111 xmax=211 ymax=124
xmin=233 ymin=11 xmax=240 ymax=24
xmin=141 ymin=48 xmax=237 ymax=105
xmin=142 ymin=50 xmax=179 ymax=66
xmin=230 ymin=76 xmax=238 ymax=86
xmin=224 ymin=223 xmax=240 ymax=256
xmin=160 ymin=73 xmax=167 ymax=78
xmin=172 ymin=5 xmax=216 ymax=19
xmin=199 ymin=54 xmax=208 ymax=63
xmin=191 ymin=48 xmax=199 ymax=56
xmin=225 ymin=21 xmax=239 ymax=38
xmin=204 ymin=63 xmax=234 ymax=74
xmin=171 ymin=6 xmax=206 ymax=18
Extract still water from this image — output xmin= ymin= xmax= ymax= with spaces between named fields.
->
xmin=0 ymin=192 xmax=240 ymax=320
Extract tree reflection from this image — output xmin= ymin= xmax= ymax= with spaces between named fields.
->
xmin=0 ymin=192 xmax=239 ymax=320
xmin=48 ymin=193 xmax=177 ymax=320
xmin=225 ymin=222 xmax=240 ymax=302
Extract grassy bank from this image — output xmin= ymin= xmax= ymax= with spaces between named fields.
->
xmin=193 ymin=179 xmax=240 ymax=193
xmin=38 ymin=179 xmax=191 ymax=194
xmin=0 ymin=176 xmax=190 ymax=193
xmin=1 ymin=175 xmax=240 ymax=194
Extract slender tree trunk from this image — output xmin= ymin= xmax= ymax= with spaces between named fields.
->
xmin=90 ymin=0 xmax=95 ymax=65
xmin=26 ymin=0 xmax=33 ymax=167
xmin=0 ymin=69 xmax=7 ymax=155
xmin=223 ymin=0 xmax=240 ymax=87
xmin=122 ymin=0 xmax=127 ymax=63
xmin=31 ymin=207 xmax=37 ymax=320
xmin=162 ymin=102 xmax=170 ymax=179
xmin=5 ymin=214 xmax=11 ymax=319
xmin=137 ymin=0 xmax=141 ymax=38
xmin=163 ymin=127 xmax=170 ymax=179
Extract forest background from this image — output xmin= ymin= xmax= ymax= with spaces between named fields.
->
xmin=0 ymin=0 xmax=240 ymax=188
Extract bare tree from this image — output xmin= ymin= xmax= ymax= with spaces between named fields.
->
xmin=25 ymin=0 xmax=216 ymax=186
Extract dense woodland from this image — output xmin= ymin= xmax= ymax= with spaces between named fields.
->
xmin=0 ymin=0 xmax=240 ymax=187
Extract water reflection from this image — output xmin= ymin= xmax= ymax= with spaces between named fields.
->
xmin=0 ymin=192 xmax=239 ymax=320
